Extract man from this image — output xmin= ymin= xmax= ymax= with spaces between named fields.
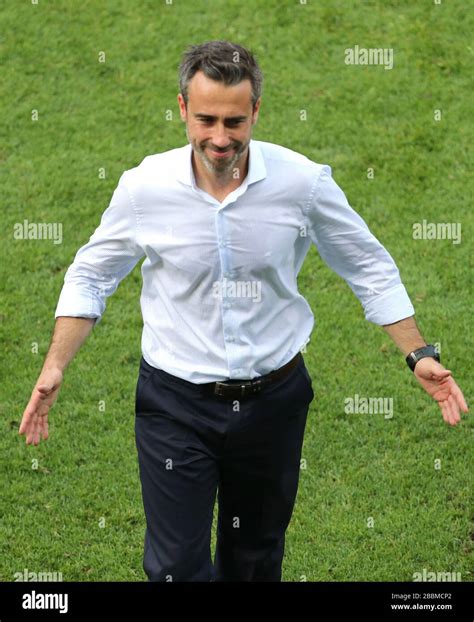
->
xmin=19 ymin=40 xmax=468 ymax=582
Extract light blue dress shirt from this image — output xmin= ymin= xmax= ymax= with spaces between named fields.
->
xmin=55 ymin=139 xmax=415 ymax=382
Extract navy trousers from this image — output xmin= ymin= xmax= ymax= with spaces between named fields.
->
xmin=134 ymin=353 xmax=314 ymax=582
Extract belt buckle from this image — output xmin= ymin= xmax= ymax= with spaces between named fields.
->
xmin=214 ymin=378 xmax=263 ymax=398
xmin=214 ymin=381 xmax=231 ymax=397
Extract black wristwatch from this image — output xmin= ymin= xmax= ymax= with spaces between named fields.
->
xmin=406 ymin=345 xmax=440 ymax=372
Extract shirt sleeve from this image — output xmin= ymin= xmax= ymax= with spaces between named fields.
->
xmin=305 ymin=165 xmax=415 ymax=325
xmin=54 ymin=171 xmax=145 ymax=324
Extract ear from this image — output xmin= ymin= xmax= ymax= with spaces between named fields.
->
xmin=177 ymin=93 xmax=187 ymax=122
xmin=252 ymin=97 xmax=262 ymax=125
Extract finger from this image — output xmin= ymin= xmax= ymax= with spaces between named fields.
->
xmin=443 ymin=401 xmax=455 ymax=425
xmin=440 ymin=400 xmax=455 ymax=426
xmin=25 ymin=417 xmax=34 ymax=445
xmin=33 ymin=414 xmax=41 ymax=445
xmin=451 ymin=383 xmax=469 ymax=412
xmin=37 ymin=385 xmax=56 ymax=398
xmin=40 ymin=415 xmax=49 ymax=441
xmin=26 ymin=417 xmax=35 ymax=445
xmin=438 ymin=375 xmax=452 ymax=384
xmin=444 ymin=396 xmax=459 ymax=426
xmin=432 ymin=370 xmax=451 ymax=380
xmin=440 ymin=400 xmax=450 ymax=425
xmin=19 ymin=405 xmax=37 ymax=434
xmin=28 ymin=414 xmax=39 ymax=445
xmin=447 ymin=394 xmax=460 ymax=424
xmin=19 ymin=418 xmax=28 ymax=435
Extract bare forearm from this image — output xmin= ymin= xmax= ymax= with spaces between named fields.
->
xmin=42 ymin=317 xmax=96 ymax=373
xmin=382 ymin=316 xmax=426 ymax=357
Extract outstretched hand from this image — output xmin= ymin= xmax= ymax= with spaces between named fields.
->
xmin=414 ymin=358 xmax=468 ymax=426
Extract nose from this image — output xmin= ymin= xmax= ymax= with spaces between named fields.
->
xmin=210 ymin=124 xmax=232 ymax=150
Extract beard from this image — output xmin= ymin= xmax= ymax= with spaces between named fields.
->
xmin=186 ymin=126 xmax=249 ymax=178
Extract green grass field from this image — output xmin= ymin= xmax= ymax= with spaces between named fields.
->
xmin=1 ymin=0 xmax=472 ymax=582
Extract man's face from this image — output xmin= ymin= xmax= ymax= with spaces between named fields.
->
xmin=178 ymin=70 xmax=261 ymax=178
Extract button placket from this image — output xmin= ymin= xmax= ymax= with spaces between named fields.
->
xmin=216 ymin=209 xmax=237 ymax=375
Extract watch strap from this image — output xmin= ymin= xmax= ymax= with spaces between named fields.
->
xmin=406 ymin=344 xmax=440 ymax=372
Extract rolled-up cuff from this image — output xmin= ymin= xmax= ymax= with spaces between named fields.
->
xmin=363 ymin=283 xmax=415 ymax=325
xmin=54 ymin=286 xmax=104 ymax=324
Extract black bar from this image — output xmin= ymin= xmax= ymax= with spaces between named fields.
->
xmin=0 ymin=581 xmax=472 ymax=618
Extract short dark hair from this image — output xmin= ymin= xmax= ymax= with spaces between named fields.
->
xmin=178 ymin=40 xmax=263 ymax=110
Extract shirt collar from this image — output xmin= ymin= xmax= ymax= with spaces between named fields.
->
xmin=176 ymin=139 xmax=266 ymax=188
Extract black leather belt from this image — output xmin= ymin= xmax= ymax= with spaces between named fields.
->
xmin=201 ymin=352 xmax=302 ymax=400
